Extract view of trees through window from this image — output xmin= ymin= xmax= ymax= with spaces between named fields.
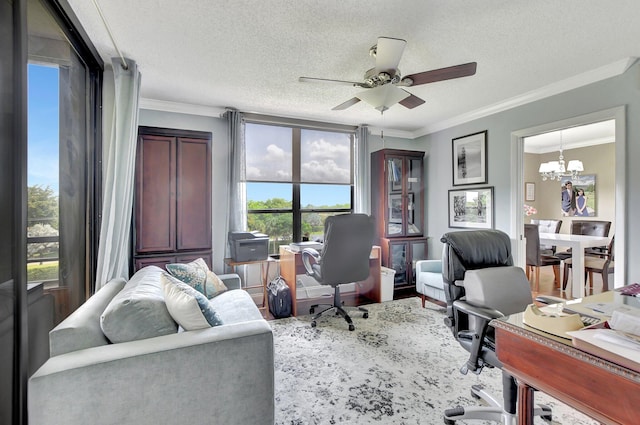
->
xmin=27 ymin=63 xmax=60 ymax=284
xmin=245 ymin=123 xmax=353 ymax=253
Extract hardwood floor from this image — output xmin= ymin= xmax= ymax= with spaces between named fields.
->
xmin=529 ymin=265 xmax=609 ymax=300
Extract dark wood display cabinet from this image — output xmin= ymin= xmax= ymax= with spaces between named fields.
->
xmin=133 ymin=127 xmax=212 ymax=271
xmin=371 ymin=149 xmax=427 ymax=293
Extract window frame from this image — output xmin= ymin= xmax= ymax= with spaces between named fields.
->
xmin=244 ymin=118 xmax=356 ymax=245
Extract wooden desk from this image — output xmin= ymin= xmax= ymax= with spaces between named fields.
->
xmin=224 ymin=257 xmax=277 ymax=314
xmin=492 ymin=291 xmax=640 ymax=425
xmin=538 ymin=232 xmax=610 ymax=299
xmin=278 ymin=245 xmax=381 ymax=316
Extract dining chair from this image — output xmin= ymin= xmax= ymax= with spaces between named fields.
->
xmin=555 ymin=220 xmax=611 ymax=261
xmin=524 ymin=224 xmax=561 ymax=291
xmin=563 ymin=235 xmax=615 ymax=292
xmin=530 ymin=219 xmax=562 ymax=255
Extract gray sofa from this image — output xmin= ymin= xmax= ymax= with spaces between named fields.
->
xmin=28 ymin=266 xmax=274 ymax=425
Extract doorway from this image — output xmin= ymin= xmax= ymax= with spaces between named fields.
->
xmin=511 ymin=107 xmax=625 ymax=292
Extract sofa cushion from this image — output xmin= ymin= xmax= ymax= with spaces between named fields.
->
xmin=161 ymin=272 xmax=224 ymax=330
xmin=100 ymin=266 xmax=178 ymax=343
xmin=166 ymin=258 xmax=228 ymax=299
xmin=208 ymin=289 xmax=265 ymax=324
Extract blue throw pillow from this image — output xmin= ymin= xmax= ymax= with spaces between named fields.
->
xmin=165 ymin=258 xmax=228 ymax=299
xmin=161 ymin=272 xmax=223 ymax=330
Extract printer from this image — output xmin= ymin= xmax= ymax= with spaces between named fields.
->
xmin=228 ymin=231 xmax=269 ymax=262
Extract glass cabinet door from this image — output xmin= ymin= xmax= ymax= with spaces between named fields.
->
xmin=389 ymin=242 xmax=407 ymax=285
xmin=407 ymin=157 xmax=423 ymax=235
xmin=386 ymin=155 xmax=423 ymax=237
xmin=387 ymin=156 xmax=404 ymax=236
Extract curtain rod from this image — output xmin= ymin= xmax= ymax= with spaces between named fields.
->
xmin=91 ymin=0 xmax=128 ymax=70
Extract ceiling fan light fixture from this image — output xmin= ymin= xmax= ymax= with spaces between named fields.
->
xmin=357 ymin=85 xmax=410 ymax=112
xmin=400 ymin=77 xmax=414 ymax=86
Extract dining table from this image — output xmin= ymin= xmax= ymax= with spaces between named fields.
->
xmin=538 ymin=232 xmax=611 ymax=298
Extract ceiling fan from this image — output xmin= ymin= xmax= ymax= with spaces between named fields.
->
xmin=299 ymin=36 xmax=477 ymax=113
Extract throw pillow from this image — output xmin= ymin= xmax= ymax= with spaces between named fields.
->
xmin=161 ymin=272 xmax=224 ymax=330
xmin=165 ymin=258 xmax=228 ymax=299
xmin=100 ymin=266 xmax=178 ymax=343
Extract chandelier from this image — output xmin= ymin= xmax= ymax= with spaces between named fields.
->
xmin=538 ymin=130 xmax=584 ymax=181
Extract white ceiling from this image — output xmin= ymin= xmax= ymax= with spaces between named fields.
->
xmin=524 ymin=120 xmax=615 ymax=154
xmin=66 ymin=1 xmax=640 ymax=139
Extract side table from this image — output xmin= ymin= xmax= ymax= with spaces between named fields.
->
xmin=224 ymin=257 xmax=277 ymax=315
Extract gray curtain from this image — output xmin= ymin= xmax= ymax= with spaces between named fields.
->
xmin=354 ymin=125 xmax=371 ymax=213
xmin=225 ymin=109 xmax=247 ymax=259
xmin=95 ymin=58 xmax=141 ymax=290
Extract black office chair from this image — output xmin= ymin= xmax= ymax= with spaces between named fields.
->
xmin=301 ymin=213 xmax=374 ymax=331
xmin=440 ymin=230 xmax=552 ymax=424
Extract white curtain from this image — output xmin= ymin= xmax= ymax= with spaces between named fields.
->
xmin=354 ymin=125 xmax=371 ymax=213
xmin=224 ymin=109 xmax=247 ymax=259
xmin=95 ymin=58 xmax=141 ymax=290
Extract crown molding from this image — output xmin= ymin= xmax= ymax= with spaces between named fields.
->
xmin=367 ymin=127 xmax=416 ymax=139
xmin=414 ymin=57 xmax=638 ymax=138
xmin=139 ymin=98 xmax=226 ymax=117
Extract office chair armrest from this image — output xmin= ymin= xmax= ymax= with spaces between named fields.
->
xmin=301 ymin=248 xmax=321 ymax=278
xmin=453 ymin=299 xmax=504 ymax=322
xmin=453 ymin=299 xmax=503 ymax=375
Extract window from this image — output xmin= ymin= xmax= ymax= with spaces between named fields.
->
xmin=245 ymin=122 xmax=354 ymax=253
xmin=27 ymin=0 xmax=102 ymax=324
xmin=27 ymin=64 xmax=60 ymax=286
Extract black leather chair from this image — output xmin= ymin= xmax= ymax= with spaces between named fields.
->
xmin=301 ymin=213 xmax=374 ymax=331
xmin=524 ymin=224 xmax=561 ymax=291
xmin=440 ymin=230 xmax=552 ymax=424
xmin=555 ymin=220 xmax=611 ymax=261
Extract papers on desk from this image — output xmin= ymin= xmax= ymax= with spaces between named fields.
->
xmin=568 ymin=327 xmax=640 ymax=373
xmin=568 ymin=304 xmax=640 ymax=373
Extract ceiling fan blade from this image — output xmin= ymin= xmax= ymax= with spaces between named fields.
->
xmin=398 ymin=91 xmax=426 ymax=109
xmin=299 ymin=76 xmax=365 ymax=87
xmin=332 ymin=97 xmax=361 ymax=110
xmin=404 ymin=62 xmax=477 ymax=86
xmin=374 ymin=37 xmax=406 ymax=74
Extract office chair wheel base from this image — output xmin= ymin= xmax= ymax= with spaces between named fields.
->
xmin=310 ymin=320 xmax=317 ymax=328
xmin=363 ymin=312 xmax=369 ymax=319
xmin=348 ymin=324 xmax=355 ymax=331
xmin=443 ymin=418 xmax=455 ymax=425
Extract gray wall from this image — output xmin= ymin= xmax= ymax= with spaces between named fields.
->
xmin=420 ymin=60 xmax=639 ymax=284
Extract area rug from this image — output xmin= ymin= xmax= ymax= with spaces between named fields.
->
xmin=272 ymin=297 xmax=598 ymax=425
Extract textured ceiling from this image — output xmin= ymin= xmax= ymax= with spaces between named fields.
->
xmin=66 ymin=0 xmax=640 ymax=138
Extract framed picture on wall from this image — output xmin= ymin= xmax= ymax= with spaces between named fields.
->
xmin=452 ymin=130 xmax=488 ymax=186
xmin=560 ymin=174 xmax=596 ymax=216
xmin=448 ymin=186 xmax=494 ymax=229
xmin=525 ymin=182 xmax=535 ymax=201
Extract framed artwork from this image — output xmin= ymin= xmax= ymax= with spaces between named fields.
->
xmin=525 ymin=182 xmax=535 ymax=201
xmin=452 ymin=130 xmax=488 ymax=186
xmin=560 ymin=174 xmax=597 ymax=217
xmin=389 ymin=194 xmax=403 ymax=223
xmin=448 ymin=186 xmax=494 ymax=229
